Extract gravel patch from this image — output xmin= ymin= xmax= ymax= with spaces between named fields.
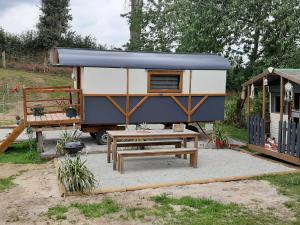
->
xmin=60 ymin=148 xmax=296 ymax=190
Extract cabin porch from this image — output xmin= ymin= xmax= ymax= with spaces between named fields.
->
xmin=243 ymin=68 xmax=300 ymax=165
xmin=23 ymin=86 xmax=83 ymax=127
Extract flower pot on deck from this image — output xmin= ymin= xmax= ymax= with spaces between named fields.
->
xmin=31 ymin=104 xmax=45 ymax=116
xmin=215 ymin=140 xmax=225 ymax=149
xmin=65 ymin=107 xmax=77 ymax=118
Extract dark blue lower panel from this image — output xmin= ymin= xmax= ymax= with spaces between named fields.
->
xmin=84 ymin=96 xmax=125 ymax=124
xmin=192 ymin=96 xmax=225 ymax=121
xmin=83 ymin=96 xmax=224 ymax=124
xmin=130 ymin=96 xmax=187 ymax=123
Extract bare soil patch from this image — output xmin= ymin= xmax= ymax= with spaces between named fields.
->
xmin=0 ymin=161 xmax=295 ymax=225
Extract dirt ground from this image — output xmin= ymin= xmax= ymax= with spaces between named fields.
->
xmin=0 ymin=161 xmax=295 ymax=225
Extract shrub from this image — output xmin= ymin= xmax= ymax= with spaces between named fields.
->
xmin=58 ymin=154 xmax=96 ymax=192
xmin=56 ymin=130 xmax=81 ymax=156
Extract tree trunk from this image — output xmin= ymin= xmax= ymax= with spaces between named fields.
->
xmin=129 ymin=0 xmax=143 ymax=50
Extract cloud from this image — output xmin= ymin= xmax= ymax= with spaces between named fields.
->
xmin=0 ymin=0 xmax=130 ymax=47
xmin=0 ymin=2 xmax=39 ymax=34
xmin=0 ymin=0 xmax=38 ymax=11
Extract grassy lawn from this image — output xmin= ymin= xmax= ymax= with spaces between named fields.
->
xmin=255 ymin=172 xmax=300 ymax=223
xmin=219 ymin=123 xmax=247 ymax=142
xmin=46 ymin=172 xmax=300 ymax=224
xmin=0 ymin=141 xmax=45 ymax=164
xmin=0 ymin=176 xmax=15 ymax=192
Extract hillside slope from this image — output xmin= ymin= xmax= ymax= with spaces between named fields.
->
xmin=0 ymin=68 xmax=72 ymax=125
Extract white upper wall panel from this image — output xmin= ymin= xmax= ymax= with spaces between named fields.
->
xmin=129 ymin=69 xmax=147 ymax=94
xmin=82 ymin=67 xmax=127 ymax=94
xmin=191 ymin=70 xmax=226 ymax=94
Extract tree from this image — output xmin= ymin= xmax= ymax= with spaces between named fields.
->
xmin=126 ymin=0 xmax=144 ymax=50
xmin=37 ymin=0 xmax=72 ymax=50
xmin=0 ymin=28 xmax=6 ymax=52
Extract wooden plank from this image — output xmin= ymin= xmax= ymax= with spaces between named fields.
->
xmin=170 ymin=96 xmax=188 ymax=114
xmin=296 ymin=124 xmax=300 ymax=158
xmin=191 ymin=96 xmax=209 ymax=114
xmin=106 ymin=96 xmax=126 ymax=116
xmin=117 ymin=139 xmax=182 ymax=147
xmin=260 ymin=118 xmax=265 ymax=146
xmin=282 ymin=121 xmax=287 ymax=153
xmin=248 ymin=144 xmax=300 ymax=165
xmin=262 ymin=77 xmax=266 ymax=119
xmin=291 ymin=121 xmax=296 ymax=156
xmin=118 ymin=148 xmax=197 ymax=156
xmin=287 ymin=120 xmax=291 ymax=154
xmin=128 ymin=96 xmax=149 ymax=116
xmin=278 ymin=121 xmax=282 ymax=153
xmin=280 ymin=77 xmax=284 ymax=121
xmin=247 ymin=85 xmax=251 ymax=115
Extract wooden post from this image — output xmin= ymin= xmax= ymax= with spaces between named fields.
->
xmin=126 ymin=68 xmax=130 ymax=125
xmin=1 ymin=51 xmax=6 ymax=69
xmin=36 ymin=131 xmax=44 ymax=152
xmin=262 ymin=77 xmax=266 ymax=119
xmin=188 ymin=70 xmax=192 ymax=122
xmin=280 ymin=77 xmax=284 ymax=121
xmin=247 ymin=85 xmax=251 ymax=115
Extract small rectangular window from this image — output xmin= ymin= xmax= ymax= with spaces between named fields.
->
xmin=148 ymin=71 xmax=183 ymax=93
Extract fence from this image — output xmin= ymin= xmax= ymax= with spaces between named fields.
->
xmin=247 ymin=115 xmax=265 ymax=146
xmin=278 ymin=120 xmax=300 ymax=157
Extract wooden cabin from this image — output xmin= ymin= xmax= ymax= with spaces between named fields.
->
xmin=243 ymin=67 xmax=300 ymax=165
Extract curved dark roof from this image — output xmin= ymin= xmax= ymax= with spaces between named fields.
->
xmin=50 ymin=48 xmax=230 ymax=70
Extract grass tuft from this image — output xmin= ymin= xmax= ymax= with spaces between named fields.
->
xmin=46 ymin=205 xmax=68 ymax=220
xmin=71 ymin=198 xmax=120 ymax=218
xmin=0 ymin=176 xmax=15 ymax=192
xmin=0 ymin=142 xmax=45 ymax=164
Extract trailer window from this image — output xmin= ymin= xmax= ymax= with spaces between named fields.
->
xmin=148 ymin=71 xmax=183 ymax=93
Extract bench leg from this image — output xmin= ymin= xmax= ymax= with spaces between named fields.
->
xmin=189 ymin=152 xmax=198 ymax=168
xmin=175 ymin=142 xmax=181 ymax=158
xmin=120 ymin=156 xmax=124 ymax=174
xmin=107 ymin=136 xmax=111 ymax=163
xmin=183 ymin=139 xmax=187 ymax=159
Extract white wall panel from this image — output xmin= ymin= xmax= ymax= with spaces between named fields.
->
xmin=129 ymin=69 xmax=147 ymax=94
xmin=82 ymin=67 xmax=127 ymax=94
xmin=191 ymin=70 xmax=226 ymax=94
xmin=182 ymin=70 xmax=190 ymax=94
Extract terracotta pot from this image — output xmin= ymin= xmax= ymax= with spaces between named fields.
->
xmin=215 ymin=140 xmax=225 ymax=149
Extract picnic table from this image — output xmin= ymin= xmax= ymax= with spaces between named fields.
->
xmin=107 ymin=129 xmax=200 ymax=172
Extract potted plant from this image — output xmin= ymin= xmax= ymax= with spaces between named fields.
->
xmin=65 ymin=106 xmax=77 ymax=118
xmin=210 ymin=126 xmax=228 ymax=149
xmin=31 ymin=104 xmax=45 ymax=116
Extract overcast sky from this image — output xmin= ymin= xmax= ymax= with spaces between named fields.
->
xmin=0 ymin=0 xmax=130 ymax=47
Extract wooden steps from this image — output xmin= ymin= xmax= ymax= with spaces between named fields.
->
xmin=0 ymin=120 xmax=26 ymax=153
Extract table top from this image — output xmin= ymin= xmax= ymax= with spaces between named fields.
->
xmin=107 ymin=129 xmax=199 ymax=138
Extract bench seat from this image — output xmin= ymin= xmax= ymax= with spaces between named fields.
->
xmin=116 ymin=139 xmax=182 ymax=147
xmin=117 ymin=147 xmax=198 ymax=173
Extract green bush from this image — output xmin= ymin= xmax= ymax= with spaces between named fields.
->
xmin=58 ymin=154 xmax=96 ymax=192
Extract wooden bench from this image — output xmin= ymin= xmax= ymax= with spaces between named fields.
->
xmin=117 ymin=148 xmax=198 ymax=174
xmin=107 ymin=139 xmax=183 ymax=162
xmin=117 ymin=139 xmax=182 ymax=147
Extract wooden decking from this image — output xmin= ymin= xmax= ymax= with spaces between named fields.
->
xmin=248 ymin=144 xmax=300 ymax=166
xmin=26 ymin=113 xmax=81 ymax=126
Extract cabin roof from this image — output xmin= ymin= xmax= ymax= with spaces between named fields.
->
xmin=49 ymin=48 xmax=230 ymax=70
xmin=243 ymin=68 xmax=300 ymax=86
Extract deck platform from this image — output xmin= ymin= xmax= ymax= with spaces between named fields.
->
xmin=26 ymin=113 xmax=81 ymax=126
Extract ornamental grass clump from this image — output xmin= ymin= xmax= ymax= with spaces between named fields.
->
xmin=56 ymin=130 xmax=82 ymax=156
xmin=58 ymin=155 xmax=96 ymax=193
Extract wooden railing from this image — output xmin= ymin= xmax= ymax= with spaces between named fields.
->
xmin=23 ymin=86 xmax=83 ymax=124
xmin=278 ymin=120 xmax=300 ymax=157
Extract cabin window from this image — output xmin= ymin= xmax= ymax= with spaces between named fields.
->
xmin=148 ymin=71 xmax=183 ymax=93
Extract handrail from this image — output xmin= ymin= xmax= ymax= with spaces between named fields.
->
xmin=23 ymin=87 xmax=83 ymax=123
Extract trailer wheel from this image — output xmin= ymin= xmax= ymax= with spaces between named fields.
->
xmin=90 ymin=132 xmax=96 ymax=138
xmin=96 ymin=129 xmax=108 ymax=145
